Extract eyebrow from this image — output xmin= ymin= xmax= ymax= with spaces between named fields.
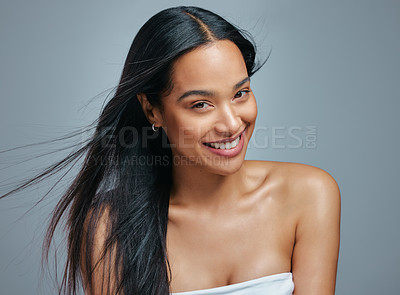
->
xmin=177 ymin=76 xmax=250 ymax=102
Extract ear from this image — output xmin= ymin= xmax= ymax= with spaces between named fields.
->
xmin=137 ymin=93 xmax=163 ymax=128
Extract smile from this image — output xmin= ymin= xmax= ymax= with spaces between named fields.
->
xmin=201 ymin=127 xmax=247 ymax=157
xmin=203 ymin=135 xmax=241 ymax=150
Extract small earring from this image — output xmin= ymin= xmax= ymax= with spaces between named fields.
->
xmin=151 ymin=123 xmax=159 ymax=132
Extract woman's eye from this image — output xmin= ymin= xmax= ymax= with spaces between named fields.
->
xmin=192 ymin=102 xmax=210 ymax=109
xmin=234 ymin=90 xmax=251 ymax=99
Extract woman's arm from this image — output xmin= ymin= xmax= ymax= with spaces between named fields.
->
xmin=291 ymin=167 xmax=341 ymax=295
xmin=80 ymin=207 xmax=123 ymax=295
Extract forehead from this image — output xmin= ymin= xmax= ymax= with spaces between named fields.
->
xmin=170 ymin=40 xmax=248 ymax=94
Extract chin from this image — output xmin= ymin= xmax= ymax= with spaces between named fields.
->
xmin=202 ymin=152 xmax=247 ymax=176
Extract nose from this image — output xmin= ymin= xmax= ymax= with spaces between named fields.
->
xmin=214 ymin=104 xmax=241 ymax=137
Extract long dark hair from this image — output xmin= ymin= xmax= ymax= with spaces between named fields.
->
xmin=1 ymin=6 xmax=266 ymax=295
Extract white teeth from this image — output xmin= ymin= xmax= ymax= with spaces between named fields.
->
xmin=207 ymin=135 xmax=240 ymax=150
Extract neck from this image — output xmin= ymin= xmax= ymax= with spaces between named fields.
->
xmin=169 ymin=159 xmax=246 ymax=211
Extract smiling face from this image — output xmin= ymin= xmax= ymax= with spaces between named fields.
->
xmin=157 ymin=40 xmax=257 ymax=175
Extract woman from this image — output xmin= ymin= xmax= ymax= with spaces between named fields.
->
xmin=3 ymin=5 xmax=340 ymax=295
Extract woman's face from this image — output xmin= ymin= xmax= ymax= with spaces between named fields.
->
xmin=159 ymin=40 xmax=257 ymax=175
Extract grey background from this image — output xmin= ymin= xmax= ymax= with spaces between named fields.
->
xmin=1 ymin=0 xmax=399 ymax=294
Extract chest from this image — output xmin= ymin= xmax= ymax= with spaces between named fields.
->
xmin=166 ymin=203 xmax=297 ymax=292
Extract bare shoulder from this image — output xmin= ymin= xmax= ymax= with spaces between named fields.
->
xmin=286 ymin=161 xmax=341 ymax=214
xmin=245 ymin=160 xmax=341 ymax=293
xmin=244 ymin=160 xmax=340 ymax=204
xmin=283 ymin=161 xmax=339 ymax=200
xmin=81 ymin=204 xmax=121 ymax=295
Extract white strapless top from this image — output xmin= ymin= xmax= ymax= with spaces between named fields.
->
xmin=170 ymin=272 xmax=294 ymax=295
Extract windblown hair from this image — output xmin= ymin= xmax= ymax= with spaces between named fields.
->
xmin=2 ymin=6 xmax=266 ymax=295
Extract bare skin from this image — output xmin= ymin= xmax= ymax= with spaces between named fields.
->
xmin=167 ymin=160 xmax=340 ymax=294
xmin=87 ymin=40 xmax=340 ymax=294
xmin=150 ymin=40 xmax=340 ymax=294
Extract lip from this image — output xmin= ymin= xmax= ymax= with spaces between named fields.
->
xmin=202 ymin=127 xmax=247 ymax=158
xmin=202 ymin=126 xmax=247 ymax=144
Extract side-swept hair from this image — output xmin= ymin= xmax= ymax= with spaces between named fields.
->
xmin=2 ymin=6 xmax=266 ymax=295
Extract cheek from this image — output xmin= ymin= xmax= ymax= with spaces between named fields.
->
xmin=243 ymin=95 xmax=258 ymax=124
xmin=161 ymin=114 xmax=182 ymax=146
xmin=161 ymin=110 xmax=206 ymax=148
